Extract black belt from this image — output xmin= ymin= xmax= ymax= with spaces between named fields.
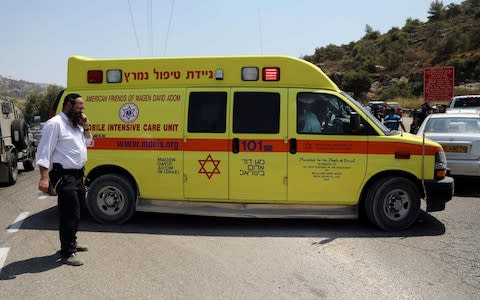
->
xmin=52 ymin=163 xmax=84 ymax=176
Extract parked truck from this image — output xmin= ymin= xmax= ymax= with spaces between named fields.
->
xmin=0 ymin=98 xmax=36 ymax=185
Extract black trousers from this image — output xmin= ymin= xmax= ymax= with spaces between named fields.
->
xmin=55 ymin=172 xmax=85 ymax=258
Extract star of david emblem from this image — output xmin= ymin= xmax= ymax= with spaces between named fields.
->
xmin=119 ymin=103 xmax=139 ymax=123
xmin=198 ymin=154 xmax=221 ymax=179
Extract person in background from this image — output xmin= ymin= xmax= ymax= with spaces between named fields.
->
xmin=299 ymin=101 xmax=322 ymax=133
xmin=372 ymin=105 xmax=383 ymax=121
xmin=36 ymin=93 xmax=92 ymax=266
xmin=383 ymin=106 xmax=406 ymax=131
xmin=439 ymin=104 xmax=447 ymax=113
xmin=409 ymin=110 xmax=421 ymax=134
xmin=417 ymin=102 xmax=431 ymax=126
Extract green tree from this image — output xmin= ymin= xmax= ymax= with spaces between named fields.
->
xmin=402 ymin=18 xmax=422 ymax=33
xmin=380 ymin=50 xmax=404 ymax=71
xmin=468 ymin=28 xmax=480 ymax=49
xmin=464 ymin=0 xmax=480 ymax=16
xmin=436 ymin=31 xmax=458 ymax=56
xmin=341 ymin=71 xmax=372 ymax=99
xmin=363 ymin=24 xmax=380 ymax=40
xmin=378 ymin=81 xmax=414 ymax=101
xmin=428 ymin=1 xmax=446 ymax=21
xmin=311 ymin=44 xmax=346 ymax=63
xmin=447 ymin=57 xmax=467 ymax=82
xmin=362 ymin=59 xmax=377 ymax=73
xmin=465 ymin=55 xmax=480 ymax=80
xmin=352 ymin=40 xmax=377 ymax=63
xmin=445 ymin=3 xmax=462 ymax=18
xmin=41 ymin=85 xmax=62 ymax=120
xmin=24 ymin=85 xmax=63 ymax=123
xmin=24 ymin=91 xmax=41 ymax=123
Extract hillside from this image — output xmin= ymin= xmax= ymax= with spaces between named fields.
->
xmin=0 ymin=75 xmax=48 ymax=102
xmin=303 ymin=0 xmax=480 ymax=100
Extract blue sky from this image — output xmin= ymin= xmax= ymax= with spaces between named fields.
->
xmin=0 ymin=0 xmax=464 ymax=86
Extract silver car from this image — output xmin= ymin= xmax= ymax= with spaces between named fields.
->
xmin=417 ymin=111 xmax=480 ymax=177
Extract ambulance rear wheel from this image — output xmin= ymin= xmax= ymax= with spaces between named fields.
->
xmin=87 ymin=174 xmax=136 ymax=224
xmin=367 ymin=177 xmax=420 ymax=231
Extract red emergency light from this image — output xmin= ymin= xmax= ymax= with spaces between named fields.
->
xmin=87 ymin=70 xmax=103 ymax=83
xmin=262 ymin=67 xmax=280 ymax=81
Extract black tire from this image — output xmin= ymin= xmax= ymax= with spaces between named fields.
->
xmin=23 ymin=147 xmax=36 ymax=171
xmin=23 ymin=158 xmax=35 ymax=171
xmin=11 ymin=119 xmax=29 ymax=150
xmin=366 ymin=177 xmax=420 ymax=231
xmin=7 ymin=152 xmax=18 ymax=185
xmin=364 ymin=178 xmax=386 ymax=226
xmin=86 ymin=174 xmax=136 ymax=224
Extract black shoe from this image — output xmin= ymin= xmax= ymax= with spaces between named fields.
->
xmin=75 ymin=243 xmax=88 ymax=252
xmin=61 ymin=253 xmax=83 ymax=266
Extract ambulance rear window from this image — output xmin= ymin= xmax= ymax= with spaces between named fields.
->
xmin=233 ymin=92 xmax=280 ymax=133
xmin=188 ymin=92 xmax=227 ymax=133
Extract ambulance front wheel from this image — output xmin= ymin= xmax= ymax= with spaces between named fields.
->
xmin=366 ymin=177 xmax=420 ymax=231
xmin=86 ymin=174 xmax=136 ymax=224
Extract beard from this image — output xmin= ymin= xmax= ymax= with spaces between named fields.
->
xmin=66 ymin=110 xmax=82 ymax=126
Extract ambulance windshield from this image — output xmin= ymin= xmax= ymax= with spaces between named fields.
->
xmin=341 ymin=91 xmax=390 ymax=134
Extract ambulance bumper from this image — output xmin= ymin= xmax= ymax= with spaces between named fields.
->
xmin=424 ymin=176 xmax=454 ymax=212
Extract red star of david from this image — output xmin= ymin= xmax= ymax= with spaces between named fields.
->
xmin=198 ymin=154 xmax=221 ymax=179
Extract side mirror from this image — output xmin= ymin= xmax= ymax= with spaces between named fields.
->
xmin=2 ymin=102 xmax=12 ymax=115
xmin=350 ymin=112 xmax=362 ymax=133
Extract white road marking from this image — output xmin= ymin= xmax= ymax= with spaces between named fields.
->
xmin=0 ymin=247 xmax=10 ymax=274
xmin=7 ymin=212 xmax=30 ymax=233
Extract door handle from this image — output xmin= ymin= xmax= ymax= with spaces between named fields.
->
xmin=232 ymin=138 xmax=239 ymax=154
xmin=289 ymin=138 xmax=297 ymax=154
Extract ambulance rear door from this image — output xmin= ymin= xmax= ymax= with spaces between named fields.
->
xmin=184 ymin=89 xmax=230 ymax=200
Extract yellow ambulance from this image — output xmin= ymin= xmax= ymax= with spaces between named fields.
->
xmin=51 ymin=55 xmax=453 ymax=230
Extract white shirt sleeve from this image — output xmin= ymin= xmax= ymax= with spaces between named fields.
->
xmin=36 ymin=118 xmax=60 ymax=170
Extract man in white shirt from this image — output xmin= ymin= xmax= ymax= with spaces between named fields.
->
xmin=37 ymin=93 xmax=92 ymax=266
xmin=299 ymin=102 xmax=322 ymax=133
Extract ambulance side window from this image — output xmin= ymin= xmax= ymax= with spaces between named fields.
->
xmin=297 ymin=92 xmax=371 ymax=135
xmin=233 ymin=92 xmax=280 ymax=133
xmin=188 ymin=92 xmax=227 ymax=133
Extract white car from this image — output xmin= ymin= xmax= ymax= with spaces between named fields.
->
xmin=447 ymin=95 xmax=480 ymax=110
xmin=417 ymin=111 xmax=480 ymax=177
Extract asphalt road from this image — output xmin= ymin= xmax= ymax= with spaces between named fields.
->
xmin=0 ymin=166 xmax=479 ymax=300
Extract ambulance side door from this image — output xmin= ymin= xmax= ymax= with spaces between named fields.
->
xmin=184 ymin=89 xmax=230 ymax=200
xmin=229 ymin=89 xmax=288 ymax=202
xmin=287 ymin=90 xmax=368 ymax=204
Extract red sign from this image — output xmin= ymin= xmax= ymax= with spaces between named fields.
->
xmin=424 ymin=66 xmax=455 ymax=102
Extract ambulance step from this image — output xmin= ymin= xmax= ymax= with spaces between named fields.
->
xmin=136 ymin=200 xmax=358 ymax=219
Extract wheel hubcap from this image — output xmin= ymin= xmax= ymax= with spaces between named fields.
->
xmin=97 ymin=186 xmax=125 ymax=216
xmin=383 ymin=188 xmax=410 ymax=221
